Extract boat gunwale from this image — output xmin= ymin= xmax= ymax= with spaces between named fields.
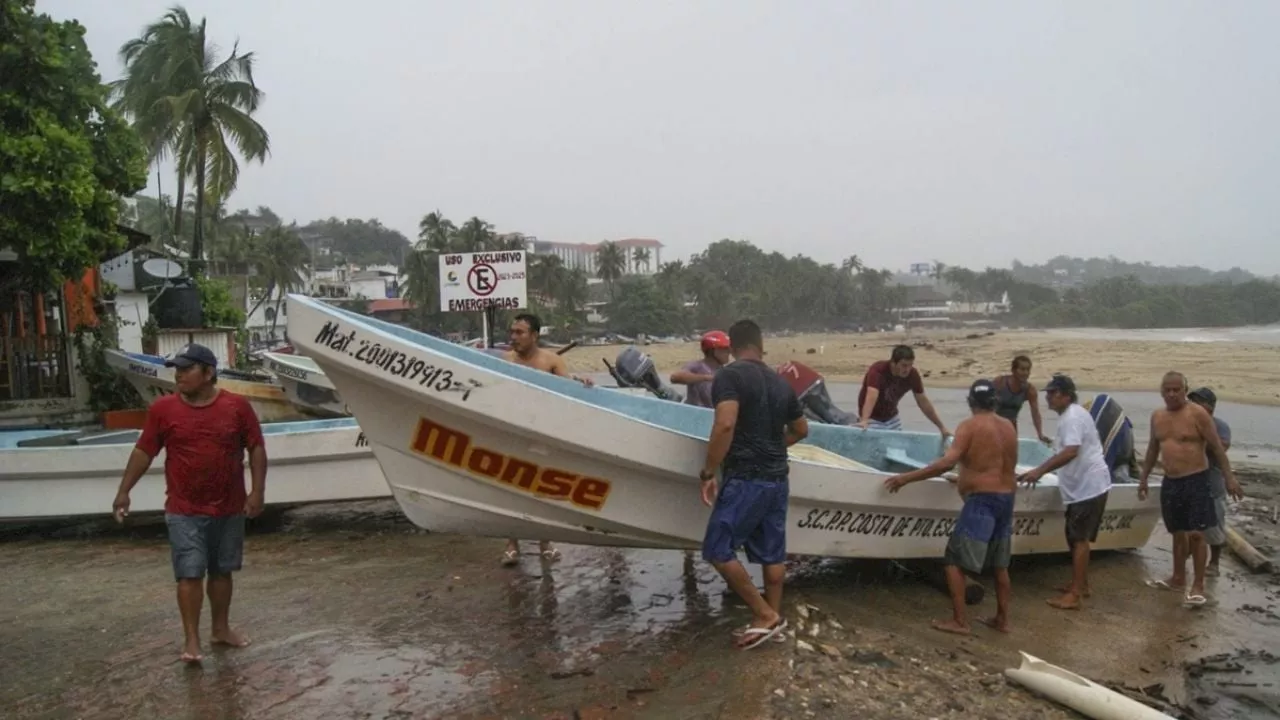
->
xmin=287 ymin=295 xmax=1155 ymax=491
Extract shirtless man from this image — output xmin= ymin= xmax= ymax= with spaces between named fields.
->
xmin=1140 ymin=372 xmax=1243 ymax=606
xmin=884 ymin=379 xmax=1018 ymax=635
xmin=500 ymin=313 xmax=593 ymax=566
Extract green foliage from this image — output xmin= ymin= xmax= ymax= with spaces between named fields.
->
xmin=195 ymin=275 xmax=246 ymax=327
xmin=0 ymin=0 xmax=148 ymax=288
xmin=1010 ymin=255 xmax=1255 ymax=286
xmin=233 ymin=326 xmax=252 ymax=370
xmin=606 ymin=278 xmax=688 ymax=337
xmin=300 ymin=217 xmax=410 ymax=266
xmin=1014 ymin=275 xmax=1280 ymax=328
xmin=73 ymin=317 xmax=146 ymax=413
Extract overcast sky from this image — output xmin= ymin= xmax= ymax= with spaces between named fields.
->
xmin=43 ymin=0 xmax=1280 ymax=274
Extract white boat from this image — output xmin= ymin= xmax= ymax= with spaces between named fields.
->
xmin=104 ymin=349 xmax=305 ymax=423
xmin=0 ymin=419 xmax=389 ymax=522
xmin=262 ymin=351 xmax=347 ymax=418
xmin=284 ymin=294 xmax=1163 ymax=559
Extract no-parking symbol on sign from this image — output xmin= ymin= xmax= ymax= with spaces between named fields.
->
xmin=438 ymin=251 xmax=528 ymax=312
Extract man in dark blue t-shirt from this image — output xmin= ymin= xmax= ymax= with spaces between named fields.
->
xmin=699 ymin=319 xmax=809 ymax=650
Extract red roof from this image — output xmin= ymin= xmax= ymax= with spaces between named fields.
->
xmin=368 ymin=298 xmax=413 ymax=313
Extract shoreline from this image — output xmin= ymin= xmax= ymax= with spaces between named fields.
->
xmin=566 ymin=329 xmax=1280 ymax=408
xmin=817 ymin=373 xmax=1280 ymax=408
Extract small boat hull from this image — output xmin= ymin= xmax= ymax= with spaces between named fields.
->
xmin=104 ymin=349 xmax=305 ymax=423
xmin=0 ymin=419 xmax=389 ymax=522
xmin=263 ymin=352 xmax=347 ymax=418
xmin=285 ymin=296 xmax=1164 ymax=561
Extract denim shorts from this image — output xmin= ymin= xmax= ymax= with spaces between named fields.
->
xmin=165 ymin=513 xmax=246 ymax=580
xmin=701 ymin=476 xmax=789 ymax=566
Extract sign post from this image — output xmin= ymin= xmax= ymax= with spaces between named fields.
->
xmin=438 ymin=251 xmax=529 ymax=348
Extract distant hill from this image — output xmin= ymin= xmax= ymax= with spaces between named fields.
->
xmin=1008 ymin=255 xmax=1256 ymax=287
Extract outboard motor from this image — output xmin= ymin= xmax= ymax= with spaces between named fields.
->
xmin=604 ymin=346 xmax=683 ymax=402
xmin=776 ymin=361 xmax=854 ymax=425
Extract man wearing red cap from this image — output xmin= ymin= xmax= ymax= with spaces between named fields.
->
xmin=671 ymin=330 xmax=732 ymax=408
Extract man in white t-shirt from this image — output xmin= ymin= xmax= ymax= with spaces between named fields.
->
xmin=1018 ymin=374 xmax=1112 ymax=611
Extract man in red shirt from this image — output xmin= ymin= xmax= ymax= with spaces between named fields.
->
xmin=111 ymin=343 xmax=267 ymax=664
xmin=856 ymin=345 xmax=950 ymax=438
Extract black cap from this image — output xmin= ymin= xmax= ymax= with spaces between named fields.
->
xmin=165 ymin=343 xmax=219 ymax=370
xmin=968 ymin=378 xmax=997 ymax=406
xmin=1045 ymin=374 xmax=1076 ymax=395
xmin=1189 ymin=386 xmax=1217 ymax=407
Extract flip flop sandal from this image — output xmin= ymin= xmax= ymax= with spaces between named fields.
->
xmin=738 ymin=618 xmax=788 ymax=650
xmin=541 ymin=548 xmax=561 ymax=562
xmin=501 ymin=549 xmax=519 ymax=566
xmin=180 ymin=652 xmax=204 ymax=664
xmin=732 ymin=624 xmax=788 ymax=643
xmin=1183 ymin=593 xmax=1209 ymax=608
xmin=1144 ymin=579 xmax=1181 ymax=591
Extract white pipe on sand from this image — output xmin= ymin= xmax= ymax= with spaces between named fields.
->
xmin=1004 ymin=652 xmax=1173 ymax=720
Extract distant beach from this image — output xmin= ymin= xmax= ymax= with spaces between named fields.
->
xmin=566 ymin=326 xmax=1280 ymax=407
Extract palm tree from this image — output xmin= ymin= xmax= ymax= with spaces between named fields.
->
xmin=631 ymin=247 xmax=651 ymax=274
xmin=530 ymin=254 xmax=566 ymax=305
xmin=113 ymin=5 xmax=271 ymax=276
xmin=595 ymin=241 xmax=626 ymax=299
xmin=247 ymin=225 xmax=308 ymax=328
xmin=841 ymin=255 xmax=864 ymax=275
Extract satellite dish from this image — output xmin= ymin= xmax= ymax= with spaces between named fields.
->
xmin=140 ymin=258 xmax=184 ymax=279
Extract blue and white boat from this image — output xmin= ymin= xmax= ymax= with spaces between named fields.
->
xmin=103 ymin=349 xmax=305 ymax=423
xmin=262 ymin=351 xmax=347 ymax=418
xmin=0 ymin=419 xmax=388 ymax=522
xmin=285 ymin=294 xmax=1162 ymax=560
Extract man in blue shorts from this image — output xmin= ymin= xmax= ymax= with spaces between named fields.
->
xmin=699 ymin=319 xmax=809 ymax=650
xmin=885 ymin=379 xmax=1018 ymax=635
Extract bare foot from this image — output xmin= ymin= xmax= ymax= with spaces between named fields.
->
xmin=1046 ymin=593 xmax=1081 ymax=611
xmin=180 ymin=640 xmax=203 ymax=664
xmin=931 ymin=618 xmax=971 ymax=636
xmin=1055 ymin=585 xmax=1091 ymax=598
xmin=211 ymin=628 xmax=251 ymax=648
xmin=1206 ymin=564 xmax=1219 ymax=577
xmin=978 ymin=616 xmax=1010 ymax=633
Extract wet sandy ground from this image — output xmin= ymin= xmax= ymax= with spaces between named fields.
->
xmin=5 ymin=468 xmax=1280 ymax=720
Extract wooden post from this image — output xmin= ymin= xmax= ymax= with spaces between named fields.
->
xmin=1226 ymin=528 xmax=1273 ymax=573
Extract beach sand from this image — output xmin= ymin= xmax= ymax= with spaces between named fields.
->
xmin=564 ymin=329 xmax=1280 ymax=407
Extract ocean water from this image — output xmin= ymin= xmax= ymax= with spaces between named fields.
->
xmin=1044 ymin=323 xmax=1280 ymax=345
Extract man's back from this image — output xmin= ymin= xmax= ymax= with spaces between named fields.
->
xmin=712 ymin=360 xmax=802 ymax=479
xmin=954 ymin=413 xmax=1017 ymax=495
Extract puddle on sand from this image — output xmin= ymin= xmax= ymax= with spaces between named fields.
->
xmin=0 ymin=505 xmax=776 ymax=720
xmin=11 ymin=496 xmax=1280 ymax=718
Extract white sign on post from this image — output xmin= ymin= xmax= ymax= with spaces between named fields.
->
xmin=438 ymin=250 xmax=528 ymax=313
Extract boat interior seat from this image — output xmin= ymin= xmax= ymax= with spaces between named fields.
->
xmin=789 ymin=443 xmax=880 ymax=473
xmin=883 ymin=447 xmax=931 ymax=471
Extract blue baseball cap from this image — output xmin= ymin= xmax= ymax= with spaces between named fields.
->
xmin=165 ymin=343 xmax=219 ymax=370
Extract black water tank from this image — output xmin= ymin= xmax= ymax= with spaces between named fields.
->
xmin=152 ymin=282 xmax=203 ymax=329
